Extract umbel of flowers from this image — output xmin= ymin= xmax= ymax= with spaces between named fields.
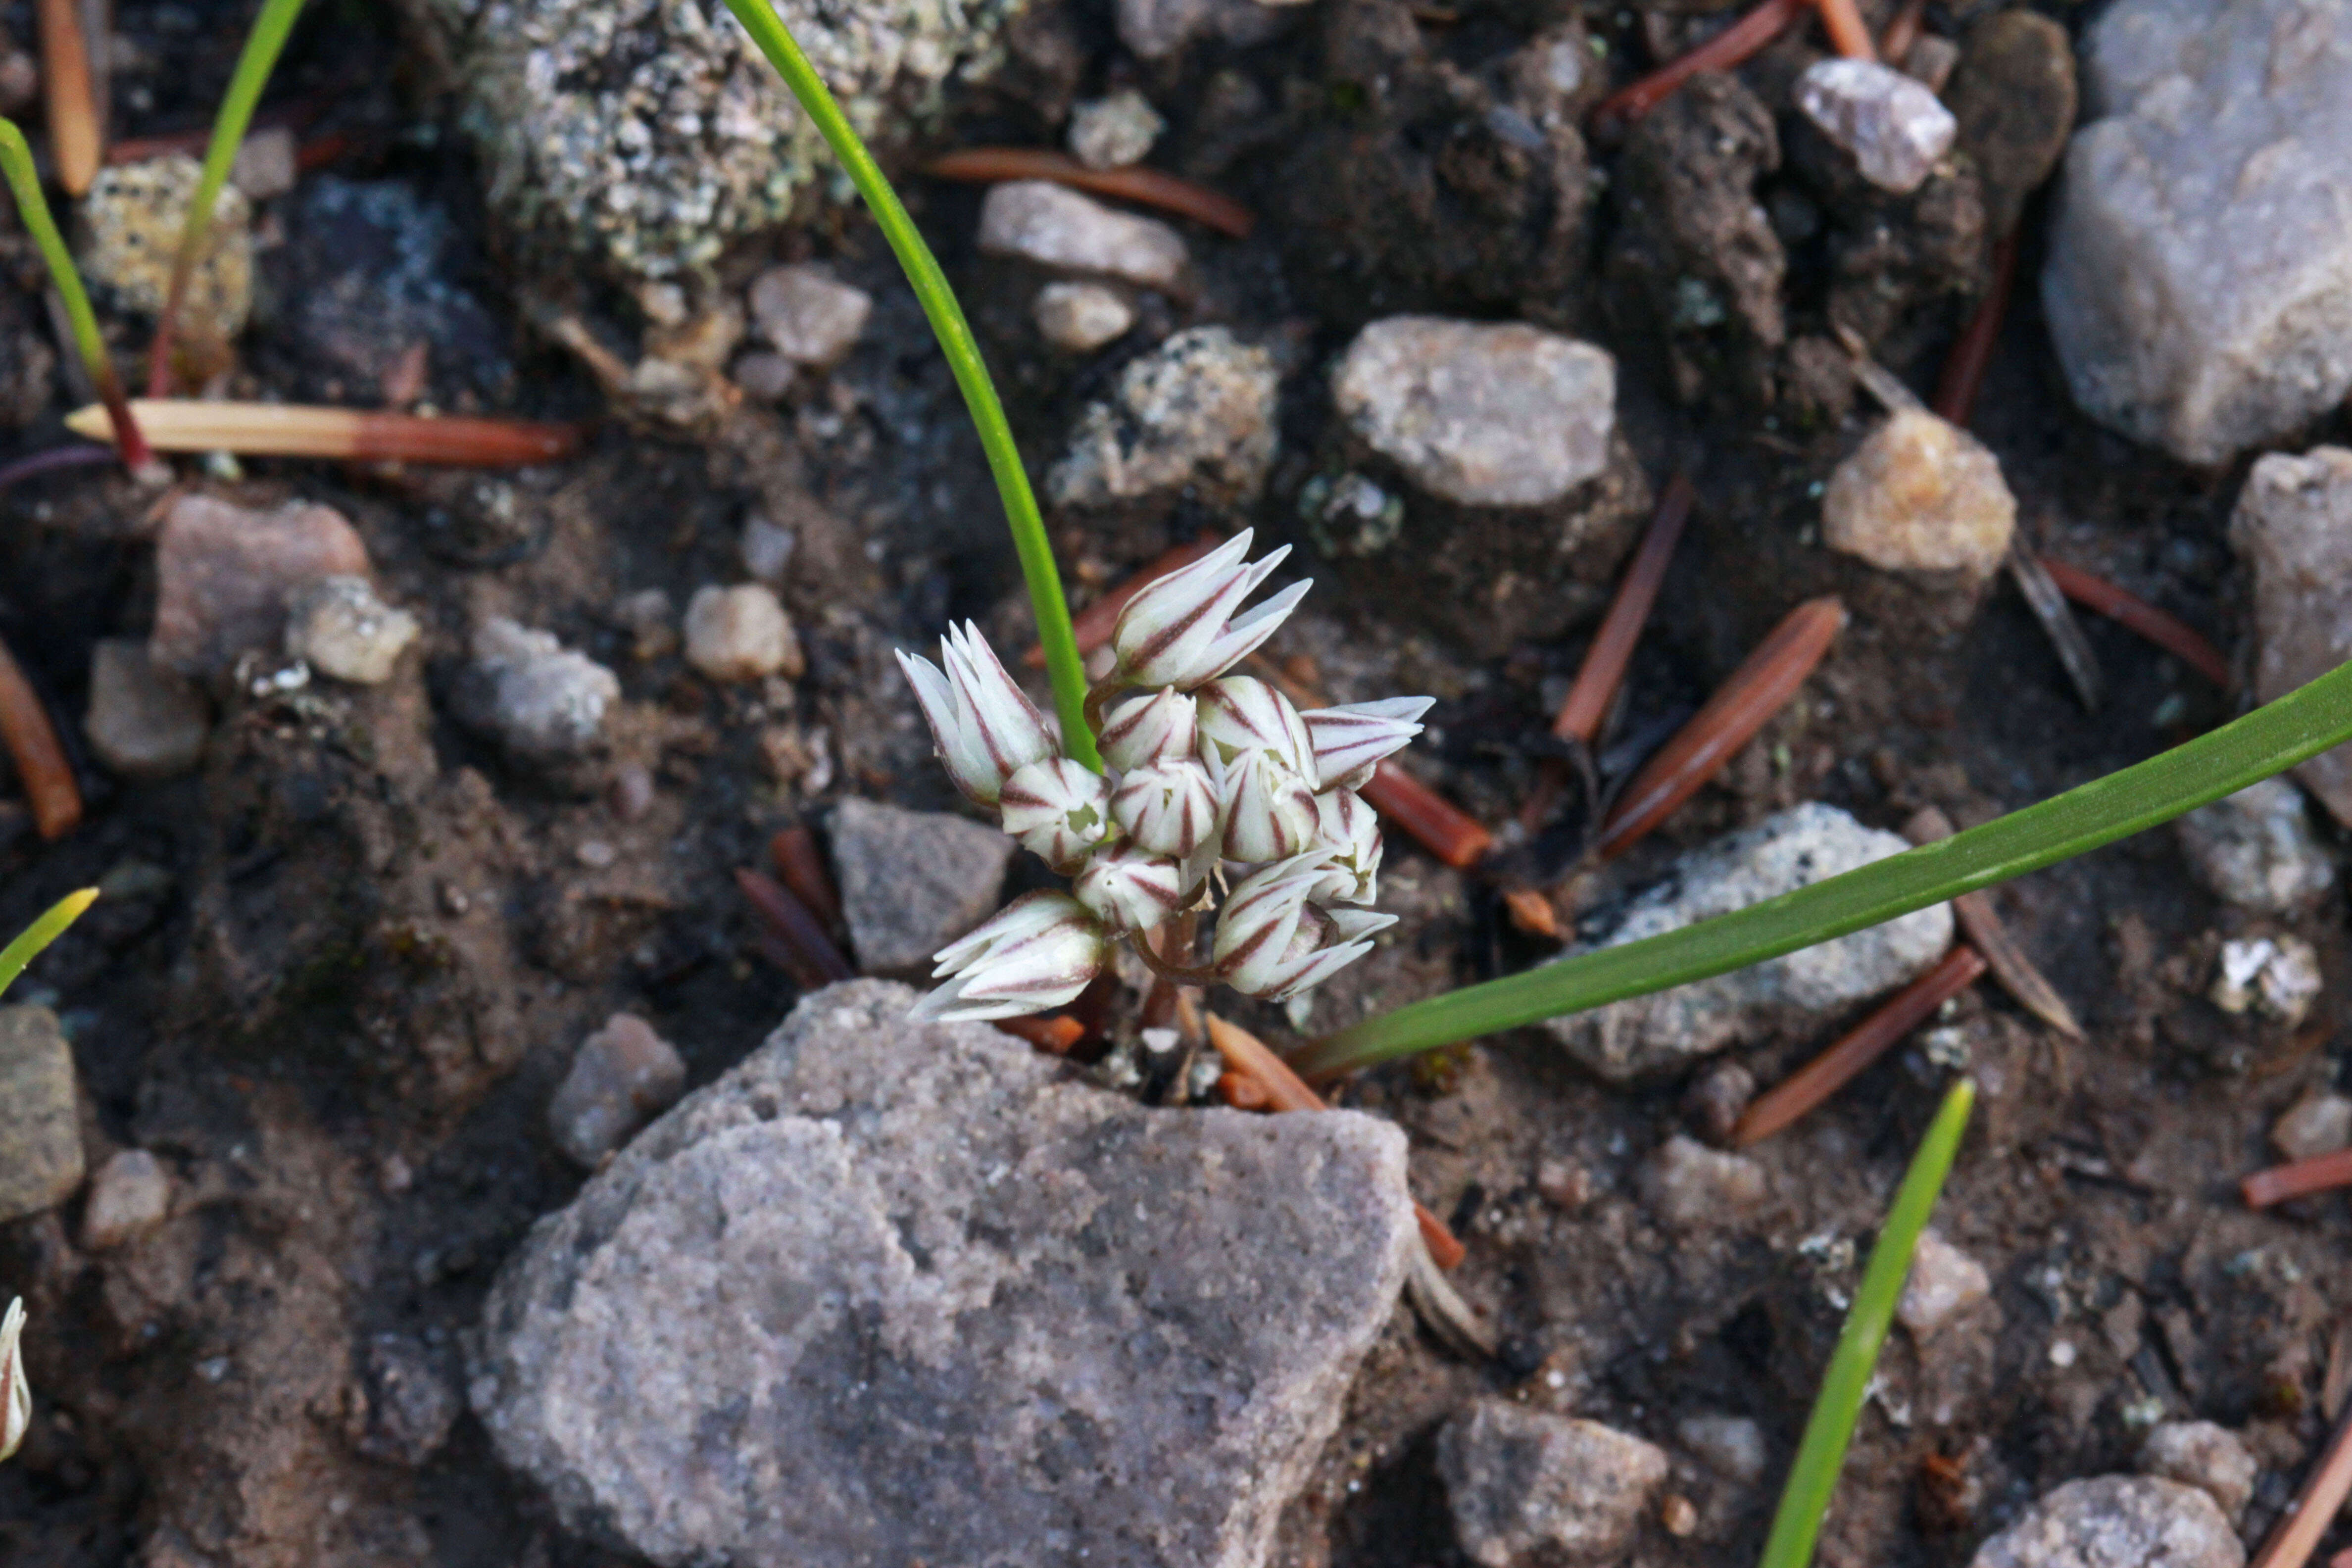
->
xmin=894 ymin=532 xmax=1431 ymax=1023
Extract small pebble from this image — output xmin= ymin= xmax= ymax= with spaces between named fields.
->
xmin=1535 ymin=1157 xmax=1591 ymax=1212
xmin=1685 ymin=1062 xmax=1756 ymax=1145
xmin=151 ymin=494 xmax=373 ymax=676
xmin=748 ymin=263 xmax=872 ymax=369
xmin=2138 ymin=1421 xmax=2256 ymax=1523
xmin=684 ymin=584 xmax=803 ymax=683
xmin=740 ymin=515 xmax=797 ymax=585
xmin=80 ymin=1149 xmax=172 ymax=1251
xmin=1642 ymin=1135 xmax=1766 ymax=1231
xmin=229 ymin=125 xmax=299 ymax=201
xmin=2175 ymin=778 xmax=2335 ymax=913
xmin=2271 ymin=1092 xmax=2352 ymax=1163
xmin=609 ymin=764 xmax=657 ymax=823
xmin=84 ymin=638 xmax=210 ymax=781
xmin=615 ymin=588 xmax=678 ymax=661
xmin=1795 ymin=57 xmax=1957 ymax=195
xmin=731 ymin=350 xmax=798 ymax=400
xmin=2210 ymin=935 xmax=2322 ymax=1026
xmin=1046 ymin=327 xmax=1279 ymax=511
xmin=1901 ymin=34 xmax=1961 ymax=95
xmin=1968 ymin=1476 xmax=2240 ymax=1568
xmin=548 ymin=1014 xmax=687 ymax=1167
xmin=1897 ymin=1228 xmax=1992 ymax=1337
xmin=978 ymin=180 xmax=1189 ymax=291
xmin=454 ymin=617 xmax=621 ymax=764
xmin=577 ymin=839 xmax=618 ymax=870
xmin=1067 ymin=89 xmax=1165 ymax=170
xmin=0 ymin=1006 xmax=84 ymax=1225
xmin=1438 ymin=1399 xmax=1670 ymax=1568
xmin=1823 ymin=409 xmax=2015 ymax=581
xmin=1033 ymin=281 xmax=1134 ymax=352
xmin=284 ymin=575 xmax=420 ymax=685
xmin=1660 ymin=1494 xmax=1699 ymax=1537
xmin=1679 ymin=1414 xmax=1767 ymax=1484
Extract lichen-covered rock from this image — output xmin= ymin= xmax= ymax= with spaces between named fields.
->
xmin=79 ymin=155 xmax=251 ymax=351
xmin=1968 ymin=1476 xmax=2243 ymax=1568
xmin=408 ymin=0 xmax=1029 ymax=280
xmin=1438 ymin=1399 xmax=1670 ymax=1567
xmin=1068 ymin=88 xmax=1164 ymax=169
xmin=1543 ymin=805 xmax=1954 ymax=1080
xmin=471 ymin=980 xmax=1416 ymax=1568
xmin=1822 ymin=409 xmax=2016 ymax=582
xmin=1046 ymin=327 xmax=1278 ymax=515
xmin=830 ymin=797 xmax=1018 ymax=977
xmin=2175 ymin=778 xmax=2335 ymax=913
xmin=2231 ymin=447 xmax=2352 ymax=824
xmin=2043 ymin=0 xmax=2352 ymax=464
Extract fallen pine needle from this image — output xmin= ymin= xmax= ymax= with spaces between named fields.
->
xmin=1206 ymin=1013 xmax=1466 ymax=1270
xmin=926 ymin=147 xmax=1254 ymax=239
xmin=2037 ymin=558 xmax=2234 ymax=691
xmin=36 ymin=0 xmax=101 ymax=193
xmin=1555 ymin=474 xmax=1694 ymax=746
xmin=0 ymin=633 xmax=81 ymax=839
xmin=1592 ymin=597 xmax=1847 ymax=861
xmin=1591 ymin=0 xmax=1806 ymax=130
xmin=2243 ymin=1148 xmax=2352 ymax=1210
xmin=735 ymin=868 xmax=854 ymax=988
xmin=1906 ymin=806 xmax=2083 ymax=1039
xmin=1813 ymin=0 xmax=1879 ymax=61
xmin=1878 ymin=0 xmax=1929 ymax=64
xmin=2251 ymin=1396 xmax=2352 ymax=1568
xmin=1932 ymin=234 xmax=2019 ymax=426
xmin=769 ymin=826 xmax=843 ymax=933
xmin=1026 ymin=535 xmax=1222 ymax=668
xmin=2008 ymin=547 xmax=2106 ymax=713
xmin=67 ymin=400 xmax=581 ymax=464
xmin=1361 ymin=759 xmax=1494 ymax=870
xmin=1732 ymin=944 xmax=1986 ymax=1146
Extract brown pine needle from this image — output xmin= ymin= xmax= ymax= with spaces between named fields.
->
xmin=0 ymin=633 xmax=81 ymax=839
xmin=1732 ymin=944 xmax=1987 ymax=1146
xmin=1591 ymin=0 xmax=1806 ymax=129
xmin=735 ymin=868 xmax=854 ymax=988
xmin=1906 ymin=806 xmax=2084 ymax=1039
xmin=2008 ymin=547 xmax=2107 ymax=713
xmin=1361 ymin=759 xmax=1494 ymax=869
xmin=1814 ymin=0 xmax=1879 ymax=60
xmin=994 ymin=1014 xmax=1086 ymax=1054
xmin=1878 ymin=0 xmax=1930 ymax=64
xmin=1555 ymin=474 xmax=1695 ymax=746
xmin=2243 ymin=1148 xmax=2352 ymax=1210
xmin=66 ymin=400 xmax=581 ymax=465
xmin=2037 ymin=558 xmax=2234 ymax=690
xmin=2251 ymin=1397 xmax=2352 ymax=1568
xmin=1205 ymin=1013 xmax=1467 ymax=1270
xmin=1592 ymin=597 xmax=1847 ymax=861
xmin=769 ymin=826 xmax=843 ymax=933
xmin=36 ymin=0 xmax=101 ymax=194
xmin=1025 ymin=534 xmax=1223 ymax=669
xmin=926 ymin=147 xmax=1255 ymax=239
xmin=1933 ymin=234 xmax=2020 ymax=426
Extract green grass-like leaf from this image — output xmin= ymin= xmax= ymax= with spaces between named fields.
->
xmin=0 ymin=888 xmax=99 ymax=1000
xmin=1297 ymin=658 xmax=2352 ymax=1078
xmin=720 ymin=0 xmax=1098 ymax=767
xmin=1758 ymin=1078 xmax=1974 ymax=1568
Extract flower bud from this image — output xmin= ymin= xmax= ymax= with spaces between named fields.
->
xmin=1 ymin=1296 xmax=27 ymax=1465
xmin=1110 ymin=530 xmax=1311 ymax=690
xmin=894 ymin=622 xmax=1057 ymax=807
xmin=1213 ymin=749 xmax=1322 ymax=863
xmin=1110 ymin=758 xmax=1220 ymax=858
xmin=1305 ymin=788 xmax=1383 ymax=906
xmin=1195 ymin=677 xmax=1317 ymax=784
xmin=1073 ymin=841 xmax=1193 ymax=931
xmin=1304 ymin=696 xmax=1433 ymax=791
xmin=1098 ymin=688 xmax=1197 ymax=772
xmin=1214 ymin=856 xmax=1393 ymax=1001
xmin=997 ymin=758 xmax=1112 ymax=870
xmin=912 ymin=893 xmax=1109 ymax=1023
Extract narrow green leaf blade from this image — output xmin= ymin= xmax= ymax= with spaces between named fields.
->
xmin=1758 ymin=1078 xmax=1975 ymax=1568
xmin=1300 ymin=658 xmax=2352 ymax=1077
xmin=0 ymin=889 xmax=99 ymax=1000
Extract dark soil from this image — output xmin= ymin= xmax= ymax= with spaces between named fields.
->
xmin=5 ymin=0 xmax=2352 ymax=1565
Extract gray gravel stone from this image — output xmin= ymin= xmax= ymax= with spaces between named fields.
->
xmin=1046 ymin=327 xmax=1278 ymax=513
xmin=472 ymin=980 xmax=1415 ymax=1568
xmin=1678 ymin=1415 xmax=1767 ymax=1485
xmin=0 ymin=1006 xmax=84 ymax=1225
xmin=84 ymin=638 xmax=209 ymax=781
xmin=79 ymin=1149 xmax=172 ymax=1252
xmin=548 ymin=1014 xmax=687 ymax=1168
xmin=1438 ymin=1398 xmax=1670 ymax=1567
xmin=683 ymin=583 xmax=802 ymax=683
xmin=2232 ymin=448 xmax=2352 ymax=824
xmin=1333 ymin=317 xmax=1616 ymax=510
xmin=979 ymin=180 xmax=1189 ymax=290
xmin=1822 ymin=409 xmax=2015 ymax=582
xmin=358 ymin=1331 xmax=463 ymax=1468
xmin=2175 ymin=778 xmax=2335 ymax=913
xmin=151 ymin=495 xmax=372 ymax=678
xmin=1897 ymin=1228 xmax=1991 ymax=1338
xmin=2043 ymin=0 xmax=2352 ymax=464
xmin=452 ymin=617 xmax=621 ymax=765
xmin=748 ymin=264 xmax=872 ymax=369
xmin=1033 ymin=281 xmax=1133 ymax=352
xmin=2271 ymin=1092 xmax=2352 ymax=1162
xmin=831 ymin=797 xmax=1018 ymax=976
xmin=1796 ymin=57 xmax=1957 ymax=194
xmin=2138 ymin=1423 xmax=2256 ymax=1524
xmin=1068 ymin=89 xmax=1165 ymax=169
xmin=284 ymin=575 xmax=420 ymax=685
xmin=1643 ymin=1136 xmax=1766 ymax=1232
xmin=1968 ymin=1475 xmax=2243 ymax=1568
xmin=1543 ymin=805 xmax=1954 ymax=1080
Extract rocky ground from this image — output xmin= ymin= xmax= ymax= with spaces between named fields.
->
xmin=4 ymin=0 xmax=2352 ymax=1564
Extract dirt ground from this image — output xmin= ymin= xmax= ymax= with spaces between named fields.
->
xmin=4 ymin=0 xmax=2350 ymax=1565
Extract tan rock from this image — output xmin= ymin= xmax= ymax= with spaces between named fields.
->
xmin=1823 ymin=409 xmax=2015 ymax=580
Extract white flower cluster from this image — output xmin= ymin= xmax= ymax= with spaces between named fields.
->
xmin=894 ymin=532 xmax=1431 ymax=1024
xmin=1 ymin=1295 xmax=27 ymax=1464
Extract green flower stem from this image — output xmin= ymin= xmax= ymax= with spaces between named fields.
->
xmin=720 ymin=0 xmax=1099 ymax=769
xmin=146 ymin=0 xmax=307 ymax=395
xmin=0 ymin=118 xmax=150 ymax=467
xmin=1299 ymin=658 xmax=2352 ymax=1078
xmin=1758 ymin=1078 xmax=1974 ymax=1568
xmin=0 ymin=888 xmax=98 ymax=1000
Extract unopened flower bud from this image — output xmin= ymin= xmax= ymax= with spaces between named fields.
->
xmin=1304 ymin=696 xmax=1433 ymax=791
xmin=1213 ymin=855 xmax=1392 ymax=999
xmin=912 ymin=893 xmax=1108 ymax=1023
xmin=1110 ymin=530 xmax=1311 ymax=690
xmin=1110 ymin=758 xmax=1220 ymax=858
xmin=998 ymin=758 xmax=1112 ymax=870
xmin=0 ymin=1297 xmax=27 ymax=1465
xmin=1306 ymin=788 xmax=1383 ymax=906
xmin=895 ymin=622 xmax=1057 ymax=807
xmin=1074 ymin=841 xmax=1192 ymax=931
xmin=1195 ymin=677 xmax=1317 ymax=784
xmin=1214 ymin=749 xmax=1322 ymax=863
xmin=1099 ymin=688 xmax=1197 ymax=772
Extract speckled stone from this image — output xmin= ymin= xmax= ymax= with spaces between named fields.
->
xmin=1968 ymin=1476 xmax=2242 ymax=1568
xmin=830 ymin=798 xmax=1018 ymax=977
xmin=0 ymin=1006 xmax=84 ymax=1225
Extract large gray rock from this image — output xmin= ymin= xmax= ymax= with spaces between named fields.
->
xmin=2231 ymin=447 xmax=2352 ymax=824
xmin=1437 ymin=1399 xmax=1670 ymax=1567
xmin=1543 ymin=805 xmax=1954 ymax=1080
xmin=2043 ymin=0 xmax=2352 ymax=464
xmin=831 ymin=797 xmax=1017 ymax=976
xmin=471 ymin=980 xmax=1417 ymax=1568
xmin=0 ymin=1005 xmax=85 ymax=1224
xmin=1968 ymin=1476 xmax=2243 ymax=1568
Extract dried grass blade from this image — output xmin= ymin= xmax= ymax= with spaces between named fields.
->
xmin=0 ymin=633 xmax=82 ymax=839
xmin=735 ymin=868 xmax=854 ymax=987
xmin=1932 ymin=234 xmax=2018 ymax=425
xmin=1554 ymin=474 xmax=1694 ymax=745
xmin=2039 ymin=557 xmax=2233 ymax=690
xmin=769 ymin=826 xmax=843 ymax=932
xmin=925 ymin=147 xmax=1254 ymax=239
xmin=1813 ymin=0 xmax=1879 ymax=61
xmin=1907 ymin=805 xmax=2083 ymax=1038
xmin=2008 ymin=548 xmax=2106 ymax=712
xmin=1591 ymin=0 xmax=1806 ymax=129
xmin=1878 ymin=0 xmax=1929 ymax=64
xmin=993 ymin=1014 xmax=1086 ymax=1054
xmin=66 ymin=400 xmax=580 ymax=464
xmin=2250 ymin=1396 xmax=2352 ymax=1568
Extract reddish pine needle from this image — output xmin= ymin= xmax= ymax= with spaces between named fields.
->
xmin=1731 ymin=944 xmax=1987 ymax=1146
xmin=994 ymin=1014 xmax=1087 ymax=1054
xmin=769 ymin=826 xmax=843 ymax=933
xmin=1026 ymin=535 xmax=1223 ymax=668
xmin=1590 ymin=0 xmax=1806 ymax=129
xmin=1932 ymin=234 xmax=2020 ymax=426
xmin=926 ymin=147 xmax=1255 ymax=239
xmin=1361 ymin=759 xmax=1494 ymax=869
xmin=1878 ymin=0 xmax=1930 ymax=64
xmin=2243 ymin=1148 xmax=2352 ymax=1210
xmin=1591 ymin=597 xmax=1847 ymax=861
xmin=735 ymin=868 xmax=855 ymax=988
xmin=1907 ymin=806 xmax=2084 ymax=1039
xmin=36 ymin=0 xmax=101 ymax=194
xmin=2037 ymin=558 xmax=2234 ymax=690
xmin=2250 ymin=1397 xmax=2352 ymax=1568
xmin=1555 ymin=474 xmax=1695 ymax=745
xmin=1814 ymin=0 xmax=1879 ymax=60
xmin=0 ymin=633 xmax=82 ymax=839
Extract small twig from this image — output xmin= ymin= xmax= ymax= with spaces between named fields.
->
xmin=1405 ymin=1233 xmax=1498 ymax=1360
xmin=0 ymin=632 xmax=83 ymax=839
xmin=2037 ymin=558 xmax=2234 ymax=691
xmin=925 ymin=147 xmax=1254 ymax=240
xmin=735 ymin=868 xmax=854 ymax=987
xmin=66 ymin=400 xmax=580 ymax=464
xmin=35 ymin=0 xmax=101 ymax=194
xmin=1590 ymin=597 xmax=1847 ymax=861
xmin=1026 ymin=534 xmax=1222 ymax=669
xmin=1732 ymin=944 xmax=1986 ymax=1145
xmin=2243 ymin=1148 xmax=2352 ymax=1210
xmin=768 ymin=826 xmax=842 ymax=932
xmin=1361 ymin=759 xmax=1494 ymax=869
xmin=1878 ymin=0 xmax=1930 ymax=64
xmin=1556 ymin=475 xmax=1696 ymax=746
xmin=1590 ymin=0 xmax=1807 ymax=130
xmin=2007 ymin=547 xmax=2106 ymax=713
xmin=1813 ymin=0 xmax=1879 ymax=61
xmin=2250 ymin=1395 xmax=2352 ymax=1568
xmin=1906 ymin=806 xmax=2084 ymax=1039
